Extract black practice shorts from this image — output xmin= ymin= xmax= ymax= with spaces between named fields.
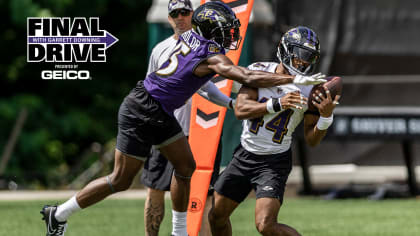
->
xmin=215 ymin=144 xmax=292 ymax=204
xmin=116 ymin=81 xmax=184 ymax=160
xmin=141 ymin=136 xmax=223 ymax=194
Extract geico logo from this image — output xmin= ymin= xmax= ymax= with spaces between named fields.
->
xmin=41 ymin=70 xmax=90 ymax=80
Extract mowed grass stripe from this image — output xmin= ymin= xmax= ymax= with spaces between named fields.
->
xmin=0 ymin=198 xmax=419 ymax=236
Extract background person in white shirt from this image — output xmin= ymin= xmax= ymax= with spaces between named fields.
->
xmin=142 ymin=1 xmax=234 ymax=235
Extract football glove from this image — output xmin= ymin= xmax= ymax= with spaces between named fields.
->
xmin=293 ymin=73 xmax=326 ymax=85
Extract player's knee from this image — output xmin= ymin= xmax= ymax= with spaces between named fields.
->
xmin=174 ymin=158 xmax=196 ymax=177
xmin=208 ymin=206 xmax=227 ymax=226
xmin=108 ymin=173 xmax=133 ymax=192
xmin=256 ymin=219 xmax=276 ymax=235
xmin=187 ymin=158 xmax=196 ymax=175
xmin=208 ymin=208 xmax=218 ymax=225
xmin=112 ymin=180 xmax=132 ymax=192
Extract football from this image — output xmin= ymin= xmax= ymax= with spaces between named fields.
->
xmin=308 ymin=76 xmax=343 ymax=111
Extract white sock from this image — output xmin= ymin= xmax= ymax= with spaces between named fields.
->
xmin=55 ymin=195 xmax=81 ymax=222
xmin=171 ymin=210 xmax=188 ymax=236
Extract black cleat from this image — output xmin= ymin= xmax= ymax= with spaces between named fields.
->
xmin=40 ymin=205 xmax=67 ymax=236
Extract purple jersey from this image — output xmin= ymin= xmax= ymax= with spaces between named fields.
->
xmin=143 ymin=30 xmax=225 ymax=115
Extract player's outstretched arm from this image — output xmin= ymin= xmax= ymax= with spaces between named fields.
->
xmin=207 ymin=55 xmax=327 ymax=86
xmin=202 ymin=54 xmax=295 ymax=88
xmin=194 ymin=55 xmax=326 ymax=87
xmin=303 ymin=86 xmax=340 ymax=146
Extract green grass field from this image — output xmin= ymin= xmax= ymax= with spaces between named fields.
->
xmin=0 ymin=197 xmax=419 ymax=236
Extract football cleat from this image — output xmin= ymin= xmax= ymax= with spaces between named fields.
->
xmin=40 ymin=205 xmax=68 ymax=236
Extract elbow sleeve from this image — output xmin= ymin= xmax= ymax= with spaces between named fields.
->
xmin=199 ymin=82 xmax=232 ymax=108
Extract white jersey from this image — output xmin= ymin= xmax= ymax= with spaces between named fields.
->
xmin=240 ymin=62 xmax=313 ymax=155
xmin=147 ymin=35 xmax=192 ymax=135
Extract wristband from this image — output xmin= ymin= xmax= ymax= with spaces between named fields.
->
xmin=266 ymin=98 xmax=282 ymax=113
xmin=316 ymin=114 xmax=333 ymax=130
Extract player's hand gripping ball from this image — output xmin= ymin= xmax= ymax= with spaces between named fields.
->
xmin=308 ymin=76 xmax=342 ymax=112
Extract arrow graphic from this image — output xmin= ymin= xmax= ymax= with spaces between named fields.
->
xmin=27 ymin=31 xmax=119 ymax=49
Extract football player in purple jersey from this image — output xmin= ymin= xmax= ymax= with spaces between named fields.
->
xmin=141 ymin=1 xmax=233 ymax=235
xmin=40 ymin=2 xmax=326 ymax=236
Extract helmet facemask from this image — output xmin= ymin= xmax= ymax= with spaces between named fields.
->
xmin=211 ymin=18 xmax=242 ymax=50
xmin=278 ymin=43 xmax=319 ymax=76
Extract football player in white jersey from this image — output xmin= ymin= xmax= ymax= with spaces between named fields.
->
xmin=142 ymin=1 xmax=234 ymax=236
xmin=209 ymin=26 xmax=340 ymax=236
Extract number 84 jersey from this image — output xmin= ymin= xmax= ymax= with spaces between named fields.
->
xmin=240 ymin=62 xmax=313 ymax=155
